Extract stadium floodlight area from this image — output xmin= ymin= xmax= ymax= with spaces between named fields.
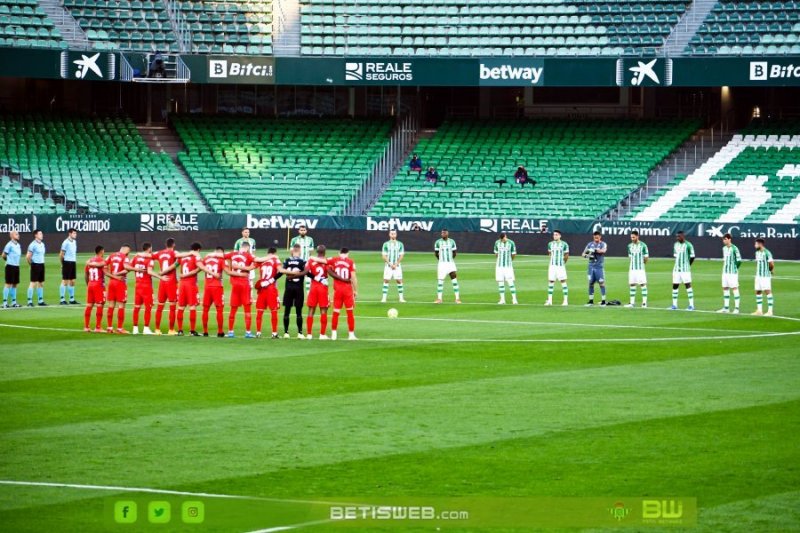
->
xmin=0 ymin=0 xmax=65 ymax=49
xmin=686 ymin=0 xmax=800 ymax=56
xmin=629 ymin=120 xmax=800 ymax=224
xmin=299 ymin=0 xmax=689 ymax=56
xmin=0 ymin=114 xmax=207 ymax=213
xmin=370 ymin=118 xmax=699 ymax=219
xmin=173 ymin=116 xmax=392 ymax=214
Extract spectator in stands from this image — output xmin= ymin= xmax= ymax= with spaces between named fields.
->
xmin=149 ymin=52 xmax=165 ymax=78
xmin=409 ymin=154 xmax=423 ymax=178
xmin=425 ymin=166 xmax=440 ymax=185
xmin=515 ymin=165 xmax=535 ymax=188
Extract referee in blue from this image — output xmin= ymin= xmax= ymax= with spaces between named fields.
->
xmin=59 ymin=228 xmax=79 ymax=305
xmin=583 ymin=231 xmax=608 ymax=306
xmin=26 ymin=229 xmax=47 ymax=307
xmin=2 ymin=230 xmax=22 ymax=308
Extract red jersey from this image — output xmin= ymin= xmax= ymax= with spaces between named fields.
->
xmin=328 ymin=256 xmax=356 ymax=291
xmin=106 ymin=252 xmax=129 ymax=280
xmin=86 ymin=257 xmax=105 ymax=285
xmin=179 ymin=254 xmax=200 ymax=284
xmin=225 ymin=251 xmax=254 ymax=284
xmin=255 ymin=256 xmax=282 ymax=289
xmin=130 ymin=253 xmax=154 ymax=286
xmin=201 ymin=255 xmax=225 ymax=288
xmin=308 ymin=257 xmax=329 ymax=287
xmin=154 ymin=249 xmax=178 ymax=282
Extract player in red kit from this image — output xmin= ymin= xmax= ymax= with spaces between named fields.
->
xmin=154 ymin=238 xmax=179 ymax=335
xmin=328 ymin=247 xmax=359 ymax=341
xmin=175 ymin=242 xmax=203 ymax=336
xmin=198 ymin=247 xmax=227 ymax=337
xmin=126 ymin=242 xmax=160 ymax=335
xmin=253 ymin=247 xmax=283 ymax=339
xmin=225 ymin=241 xmax=255 ymax=338
xmin=306 ymin=245 xmax=331 ymax=340
xmin=84 ymin=245 xmax=106 ymax=332
xmin=105 ymin=244 xmax=131 ymax=334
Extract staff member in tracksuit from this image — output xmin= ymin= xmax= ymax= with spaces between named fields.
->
xmin=26 ymin=229 xmax=47 ymax=306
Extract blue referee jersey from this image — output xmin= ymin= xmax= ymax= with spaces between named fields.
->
xmin=28 ymin=240 xmax=45 ymax=264
xmin=3 ymin=240 xmax=21 ymax=266
xmin=61 ymin=238 xmax=77 ymax=262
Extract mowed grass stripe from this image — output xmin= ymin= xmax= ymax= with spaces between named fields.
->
xmin=1 ymin=398 xmax=797 ymax=530
xmin=1 ymin=350 xmax=798 ymax=498
xmin=1 ymin=341 xmax=784 ymax=434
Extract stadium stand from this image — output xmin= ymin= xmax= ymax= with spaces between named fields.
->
xmin=299 ymin=0 xmax=689 ymax=56
xmin=687 ymin=0 xmax=800 ymax=56
xmin=370 ymin=118 xmax=699 ymax=219
xmin=0 ymin=114 xmax=207 ymax=212
xmin=173 ymin=116 xmax=392 ymax=214
xmin=0 ymin=174 xmax=68 ymax=213
xmin=0 ymin=0 xmax=65 ymax=49
xmin=63 ymin=0 xmax=179 ymax=51
xmin=175 ymin=0 xmax=273 ymax=55
xmin=629 ymin=120 xmax=800 ymax=223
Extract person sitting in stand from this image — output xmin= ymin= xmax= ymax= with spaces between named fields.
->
xmin=409 ymin=154 xmax=423 ymax=178
xmin=514 ymin=165 xmax=536 ymax=188
xmin=149 ymin=51 xmax=166 ymax=78
xmin=425 ymin=166 xmax=440 ymax=185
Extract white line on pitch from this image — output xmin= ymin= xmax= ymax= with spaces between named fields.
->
xmin=0 ymin=480 xmax=351 ymax=506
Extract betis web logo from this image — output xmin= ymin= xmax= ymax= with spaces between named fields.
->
xmin=608 ymin=501 xmax=631 ymax=521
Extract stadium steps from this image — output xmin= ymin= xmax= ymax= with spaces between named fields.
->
xmin=660 ymin=0 xmax=717 ymax=55
xmin=0 ymin=166 xmax=73 ymax=213
xmin=273 ymin=0 xmax=301 ymax=56
xmin=36 ymin=0 xmax=90 ymax=49
xmin=345 ymin=115 xmax=421 ymax=215
xmin=613 ymin=128 xmax=733 ymax=218
xmin=137 ymin=124 xmax=211 ymax=212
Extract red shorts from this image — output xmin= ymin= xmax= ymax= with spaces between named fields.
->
xmin=230 ymin=281 xmax=251 ymax=307
xmin=178 ymin=281 xmax=199 ymax=307
xmin=157 ymin=279 xmax=177 ymax=303
xmin=134 ymin=284 xmax=154 ymax=307
xmin=307 ymin=283 xmax=329 ymax=308
xmin=106 ymin=279 xmax=127 ymax=302
xmin=203 ymin=285 xmax=224 ymax=307
xmin=256 ymin=284 xmax=280 ymax=311
xmin=87 ymin=282 xmax=105 ymax=305
xmin=333 ymin=286 xmax=355 ymax=310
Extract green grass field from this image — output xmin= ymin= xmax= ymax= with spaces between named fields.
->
xmin=1 ymin=251 xmax=799 ymax=532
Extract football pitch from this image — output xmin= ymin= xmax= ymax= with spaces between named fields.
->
xmin=1 ymin=251 xmax=799 ymax=532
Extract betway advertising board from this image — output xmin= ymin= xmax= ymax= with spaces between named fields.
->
xmin=2 ymin=213 xmax=797 ymax=241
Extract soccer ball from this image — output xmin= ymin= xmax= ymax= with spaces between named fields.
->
xmin=387 ymin=308 xmax=399 ymax=319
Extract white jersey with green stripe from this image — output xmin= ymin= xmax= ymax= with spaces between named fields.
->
xmin=547 ymin=240 xmax=569 ymax=266
xmin=290 ymin=235 xmax=315 ymax=261
xmin=673 ymin=241 xmax=695 ymax=272
xmin=722 ymin=244 xmax=741 ymax=274
xmin=628 ymin=241 xmax=649 ymax=271
xmin=494 ymin=239 xmax=516 ymax=268
xmin=233 ymin=237 xmax=255 ymax=252
xmin=435 ymin=238 xmax=457 ymax=263
xmin=755 ymin=248 xmax=773 ymax=278
xmin=382 ymin=240 xmax=405 ymax=265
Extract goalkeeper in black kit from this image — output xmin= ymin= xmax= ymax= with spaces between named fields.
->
xmin=282 ymin=244 xmax=307 ymax=339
